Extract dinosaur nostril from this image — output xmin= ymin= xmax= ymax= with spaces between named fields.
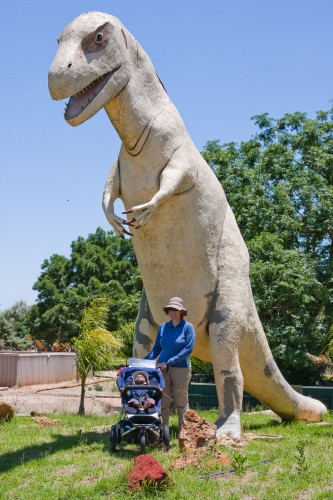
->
xmin=68 ymin=63 xmax=72 ymax=69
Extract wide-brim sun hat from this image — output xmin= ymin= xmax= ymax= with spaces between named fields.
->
xmin=163 ymin=297 xmax=187 ymax=316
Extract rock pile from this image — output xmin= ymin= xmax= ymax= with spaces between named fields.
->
xmin=178 ymin=408 xmax=217 ymax=452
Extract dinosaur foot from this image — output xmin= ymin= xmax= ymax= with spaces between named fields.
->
xmin=216 ymin=410 xmax=241 ymax=442
xmin=292 ymin=396 xmax=327 ymax=422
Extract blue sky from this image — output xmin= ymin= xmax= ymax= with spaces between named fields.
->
xmin=0 ymin=0 xmax=332 ymax=311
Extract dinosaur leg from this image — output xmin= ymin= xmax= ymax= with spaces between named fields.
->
xmin=208 ymin=205 xmax=253 ymax=441
xmin=208 ymin=280 xmax=250 ymax=441
xmin=133 ymin=288 xmax=158 ymax=358
xmin=209 ymin=323 xmax=244 ymax=441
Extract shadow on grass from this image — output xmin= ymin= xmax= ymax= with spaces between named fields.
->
xmin=242 ymin=420 xmax=282 ymax=431
xmin=0 ymin=429 xmax=142 ymax=474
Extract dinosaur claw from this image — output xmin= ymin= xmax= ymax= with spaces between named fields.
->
xmin=122 ymin=209 xmax=133 ymax=214
xmin=122 ymin=228 xmax=134 ymax=237
xmin=123 ymin=217 xmax=136 ymax=225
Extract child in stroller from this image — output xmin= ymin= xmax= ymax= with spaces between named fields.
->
xmin=110 ymin=364 xmax=170 ymax=453
xmin=126 ymin=372 xmax=157 ymax=413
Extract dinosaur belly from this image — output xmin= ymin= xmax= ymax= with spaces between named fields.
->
xmin=130 ymin=181 xmax=226 ymax=333
xmin=117 ymin=130 xmax=227 ymax=345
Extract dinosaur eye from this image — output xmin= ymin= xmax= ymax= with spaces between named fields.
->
xmin=95 ymin=32 xmax=103 ymax=43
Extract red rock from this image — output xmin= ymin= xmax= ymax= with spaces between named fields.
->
xmin=128 ymin=454 xmax=168 ymax=491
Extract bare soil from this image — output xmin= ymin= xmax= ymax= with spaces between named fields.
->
xmin=0 ymin=373 xmax=121 ymax=416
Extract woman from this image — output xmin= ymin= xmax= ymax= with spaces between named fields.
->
xmin=145 ymin=297 xmax=195 ymax=433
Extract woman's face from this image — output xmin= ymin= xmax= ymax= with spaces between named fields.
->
xmin=168 ymin=308 xmax=182 ymax=321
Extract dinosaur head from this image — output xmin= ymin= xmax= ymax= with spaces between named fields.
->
xmin=48 ymin=12 xmax=132 ymax=126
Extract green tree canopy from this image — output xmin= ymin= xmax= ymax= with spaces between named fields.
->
xmin=25 ymin=228 xmax=142 ymax=344
xmin=203 ymin=105 xmax=333 ymax=383
xmin=0 ymin=301 xmax=31 ymax=350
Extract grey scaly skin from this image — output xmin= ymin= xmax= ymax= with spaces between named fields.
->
xmin=49 ymin=12 xmax=327 ymax=441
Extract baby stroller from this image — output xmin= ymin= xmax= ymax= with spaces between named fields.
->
xmin=110 ymin=361 xmax=170 ymax=453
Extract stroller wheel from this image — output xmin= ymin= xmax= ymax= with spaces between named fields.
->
xmin=138 ymin=432 xmax=146 ymax=454
xmin=110 ymin=425 xmax=117 ymax=453
xmin=163 ymin=426 xmax=170 ymax=451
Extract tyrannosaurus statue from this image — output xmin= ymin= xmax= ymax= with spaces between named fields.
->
xmin=49 ymin=12 xmax=326 ymax=440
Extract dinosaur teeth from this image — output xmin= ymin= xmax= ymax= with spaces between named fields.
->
xmin=65 ymin=68 xmax=120 ymax=121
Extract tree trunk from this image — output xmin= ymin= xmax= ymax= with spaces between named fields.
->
xmin=78 ymin=375 xmax=87 ymax=415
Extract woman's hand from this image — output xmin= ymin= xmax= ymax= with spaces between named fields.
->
xmin=157 ymin=363 xmax=167 ymax=371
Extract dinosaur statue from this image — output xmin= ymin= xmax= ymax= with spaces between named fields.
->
xmin=49 ymin=12 xmax=327 ymax=440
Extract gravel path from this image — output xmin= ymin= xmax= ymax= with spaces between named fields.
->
xmin=0 ymin=374 xmax=122 ymax=416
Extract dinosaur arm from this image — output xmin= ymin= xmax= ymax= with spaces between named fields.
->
xmin=123 ymin=147 xmax=191 ymax=228
xmin=103 ymin=160 xmax=133 ymax=237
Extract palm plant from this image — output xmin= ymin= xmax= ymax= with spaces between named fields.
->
xmin=113 ymin=322 xmax=135 ymax=362
xmin=73 ymin=298 xmax=122 ymax=415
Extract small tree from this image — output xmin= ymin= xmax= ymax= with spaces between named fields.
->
xmin=73 ymin=298 xmax=122 ymax=415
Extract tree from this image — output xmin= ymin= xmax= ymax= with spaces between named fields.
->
xmin=73 ymin=298 xmax=122 ymax=415
xmin=0 ymin=301 xmax=31 ymax=350
xmin=25 ymin=228 xmax=142 ymax=344
xmin=0 ymin=315 xmax=13 ymax=350
xmin=202 ymin=105 xmax=333 ymax=383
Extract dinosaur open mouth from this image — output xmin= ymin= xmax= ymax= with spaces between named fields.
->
xmin=64 ymin=66 xmax=120 ymax=120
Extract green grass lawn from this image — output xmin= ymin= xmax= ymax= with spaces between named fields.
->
xmin=0 ymin=410 xmax=332 ymax=499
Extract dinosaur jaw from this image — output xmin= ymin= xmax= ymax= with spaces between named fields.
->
xmin=64 ymin=66 xmax=121 ymax=124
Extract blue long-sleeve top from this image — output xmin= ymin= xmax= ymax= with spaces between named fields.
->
xmin=145 ymin=320 xmax=195 ymax=368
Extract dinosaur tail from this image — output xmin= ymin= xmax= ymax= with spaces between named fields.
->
xmin=240 ymin=308 xmax=327 ymax=421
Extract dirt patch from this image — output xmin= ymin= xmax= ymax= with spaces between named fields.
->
xmin=33 ymin=417 xmax=62 ymax=426
xmin=0 ymin=374 xmax=121 ymax=416
xmin=52 ymin=464 xmax=78 ymax=478
xmin=171 ymin=449 xmax=231 ymax=470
